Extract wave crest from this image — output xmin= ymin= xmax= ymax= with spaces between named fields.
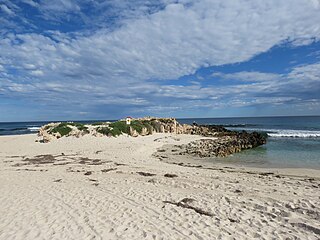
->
xmin=268 ymin=130 xmax=320 ymax=138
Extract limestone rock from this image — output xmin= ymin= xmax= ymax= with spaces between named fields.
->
xmin=37 ymin=117 xmax=267 ymax=159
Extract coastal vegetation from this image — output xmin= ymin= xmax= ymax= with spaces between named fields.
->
xmin=49 ymin=123 xmax=72 ymax=137
xmin=95 ymin=120 xmax=156 ymax=136
xmin=97 ymin=127 xmax=122 ymax=137
xmin=48 ymin=122 xmax=89 ymax=137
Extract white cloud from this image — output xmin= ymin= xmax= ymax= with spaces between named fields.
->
xmin=5 ymin=0 xmax=320 ymax=82
xmin=0 ymin=4 xmax=14 ymax=15
xmin=39 ymin=0 xmax=80 ymax=13
xmin=30 ymin=70 xmax=44 ymax=76
xmin=1 ymin=0 xmax=320 ymax=118
xmin=21 ymin=0 xmax=39 ymax=7
xmin=212 ymin=72 xmax=281 ymax=82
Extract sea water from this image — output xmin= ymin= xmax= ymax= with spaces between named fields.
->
xmin=1 ymin=116 xmax=319 ymax=169
xmin=0 ymin=121 xmax=46 ymax=136
xmin=179 ymin=116 xmax=320 ymax=169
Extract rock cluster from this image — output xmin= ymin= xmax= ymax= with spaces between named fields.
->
xmin=183 ymin=131 xmax=267 ymax=157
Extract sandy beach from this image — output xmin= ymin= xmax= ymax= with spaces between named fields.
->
xmin=0 ymin=133 xmax=319 ymax=240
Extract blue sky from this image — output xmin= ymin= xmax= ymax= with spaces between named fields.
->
xmin=1 ymin=0 xmax=320 ymax=122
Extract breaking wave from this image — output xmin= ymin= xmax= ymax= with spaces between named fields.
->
xmin=27 ymin=127 xmax=40 ymax=132
xmin=226 ymin=127 xmax=320 ymax=138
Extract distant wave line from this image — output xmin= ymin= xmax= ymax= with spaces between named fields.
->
xmin=227 ymin=127 xmax=320 ymax=138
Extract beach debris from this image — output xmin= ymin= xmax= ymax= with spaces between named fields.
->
xmin=101 ymin=168 xmax=117 ymax=173
xmin=228 ymin=218 xmax=239 ymax=223
xmin=24 ymin=154 xmax=56 ymax=164
xmin=12 ymin=155 xmax=57 ymax=167
xmin=164 ymin=173 xmax=178 ymax=178
xmin=78 ymin=157 xmax=102 ymax=165
xmin=163 ymin=198 xmax=213 ymax=217
xmin=137 ymin=171 xmax=156 ymax=177
xmin=88 ymin=179 xmax=97 ymax=182
xmin=290 ymin=222 xmax=320 ymax=235
xmin=259 ymin=172 xmax=274 ymax=176
xmin=114 ymin=163 xmax=126 ymax=166
xmin=16 ymin=168 xmax=38 ymax=171
xmin=53 ymin=179 xmax=62 ymax=183
xmin=147 ymin=179 xmax=157 ymax=183
xmin=84 ymin=171 xmax=92 ymax=176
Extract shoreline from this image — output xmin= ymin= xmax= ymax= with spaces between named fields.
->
xmin=1 ymin=133 xmax=320 ymax=174
xmin=153 ymin=140 xmax=320 ymax=177
xmin=1 ymin=133 xmax=320 ymax=239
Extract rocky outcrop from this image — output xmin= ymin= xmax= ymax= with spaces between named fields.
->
xmin=37 ymin=118 xmax=267 ymax=158
xmin=183 ymin=131 xmax=267 ymax=157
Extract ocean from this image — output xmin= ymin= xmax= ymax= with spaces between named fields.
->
xmin=179 ymin=116 xmax=320 ymax=169
xmin=1 ymin=116 xmax=319 ymax=169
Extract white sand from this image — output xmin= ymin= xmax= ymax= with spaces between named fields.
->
xmin=0 ymin=133 xmax=319 ymax=240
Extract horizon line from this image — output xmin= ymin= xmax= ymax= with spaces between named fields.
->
xmin=0 ymin=114 xmax=319 ymax=124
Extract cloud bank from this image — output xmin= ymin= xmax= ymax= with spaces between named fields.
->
xmin=0 ymin=0 xmax=320 ymax=120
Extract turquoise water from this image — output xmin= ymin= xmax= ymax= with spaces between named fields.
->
xmin=179 ymin=116 xmax=320 ymax=169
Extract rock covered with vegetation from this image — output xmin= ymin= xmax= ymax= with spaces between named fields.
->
xmin=38 ymin=117 xmax=267 ymax=157
xmin=38 ymin=118 xmax=180 ymax=142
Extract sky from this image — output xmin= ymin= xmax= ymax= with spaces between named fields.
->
xmin=1 ymin=0 xmax=320 ymax=122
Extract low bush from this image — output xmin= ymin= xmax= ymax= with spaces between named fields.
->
xmin=97 ymin=126 xmax=122 ymax=137
xmin=50 ymin=123 xmax=72 ymax=137
xmin=130 ymin=120 xmax=145 ymax=133
xmin=109 ymin=121 xmax=130 ymax=134
xmin=70 ymin=122 xmax=88 ymax=132
xmin=91 ymin=122 xmax=107 ymax=126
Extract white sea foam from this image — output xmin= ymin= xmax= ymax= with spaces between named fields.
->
xmin=227 ymin=127 xmax=320 ymax=138
xmin=27 ymin=127 xmax=40 ymax=132
xmin=268 ymin=130 xmax=320 ymax=138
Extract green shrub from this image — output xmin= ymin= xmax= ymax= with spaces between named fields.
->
xmin=91 ymin=122 xmax=107 ymax=126
xmin=110 ymin=127 xmax=122 ymax=136
xmin=141 ymin=120 xmax=153 ymax=133
xmin=130 ymin=120 xmax=145 ymax=133
xmin=109 ymin=121 xmax=130 ymax=134
xmin=50 ymin=123 xmax=72 ymax=137
xmin=97 ymin=127 xmax=111 ymax=135
xmin=69 ymin=122 xmax=88 ymax=131
xmin=149 ymin=120 xmax=161 ymax=132
xmin=97 ymin=126 xmax=122 ymax=137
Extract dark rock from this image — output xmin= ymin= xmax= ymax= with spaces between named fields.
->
xmin=137 ymin=171 xmax=156 ymax=177
xmin=164 ymin=173 xmax=178 ymax=178
xmin=180 ymin=130 xmax=266 ymax=158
